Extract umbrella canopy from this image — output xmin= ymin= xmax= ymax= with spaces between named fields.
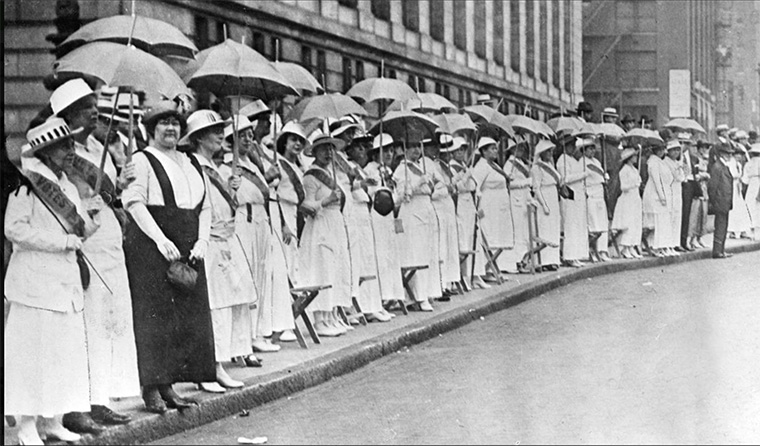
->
xmin=54 ymin=42 xmax=190 ymax=104
xmin=57 ymin=14 xmax=198 ymax=59
xmin=663 ymin=118 xmax=706 ymax=134
xmin=463 ymin=105 xmax=514 ymax=137
xmin=547 ymin=116 xmax=584 ymax=134
xmin=273 ymin=61 xmax=323 ymax=94
xmin=346 ymin=77 xmax=417 ymax=104
xmin=188 ymin=39 xmax=297 ymax=101
xmin=623 ymin=128 xmax=664 ymax=146
xmin=571 ymin=121 xmax=599 ymax=137
xmin=505 ymin=114 xmax=554 ymax=137
xmin=368 ymin=110 xmax=439 ymax=145
xmin=388 ymin=92 xmax=457 ymax=113
xmin=286 ymin=93 xmax=367 ymax=123
xmin=594 ymin=122 xmax=626 ymax=139
xmin=431 ymin=113 xmax=476 ymax=135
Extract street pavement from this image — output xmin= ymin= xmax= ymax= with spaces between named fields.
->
xmin=153 ymin=250 xmax=760 ymax=445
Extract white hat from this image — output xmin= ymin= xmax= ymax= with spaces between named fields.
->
xmin=602 ymin=107 xmax=618 ymax=116
xmin=179 ymin=110 xmax=227 ymax=145
xmin=450 ymin=137 xmax=467 ymax=152
xmin=239 ymin=99 xmax=271 ymax=120
xmin=735 ymin=130 xmax=748 ymax=139
xmin=477 ymin=136 xmax=497 ymax=151
xmin=716 ymin=124 xmax=729 ymax=132
xmin=275 ymin=121 xmax=308 ymax=149
xmin=23 ymin=117 xmax=83 ymax=158
xmin=676 ymin=132 xmax=692 ymax=142
xmin=748 ymin=143 xmax=760 ymax=155
xmin=50 ymin=78 xmax=96 ymax=116
xmin=224 ymin=115 xmax=255 ymax=140
xmin=438 ymin=134 xmax=456 ymax=152
xmin=371 ymin=134 xmax=394 ymax=152
xmin=309 ymin=134 xmax=345 ymax=156
xmin=666 ymin=139 xmax=682 ymax=151
xmin=575 ymin=137 xmax=595 ymax=149
xmin=534 ymin=139 xmax=555 ymax=158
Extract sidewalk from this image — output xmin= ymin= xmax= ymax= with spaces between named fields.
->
xmin=5 ymin=238 xmax=759 ymax=445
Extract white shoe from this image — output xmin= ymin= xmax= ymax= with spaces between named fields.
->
xmin=378 ymin=308 xmax=396 ymax=318
xmin=252 ymin=339 xmax=281 ymax=353
xmin=418 ymin=300 xmax=434 ymax=312
xmin=472 ymin=276 xmax=491 ymax=289
xmin=315 ymin=321 xmax=343 ymax=337
xmin=198 ymin=382 xmax=227 ymax=393
xmin=278 ymin=330 xmax=297 ymax=342
xmin=365 ymin=312 xmax=392 ymax=322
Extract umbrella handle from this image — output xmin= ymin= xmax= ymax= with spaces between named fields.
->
xmin=94 ymin=92 xmax=121 ymax=195
xmin=379 ymin=119 xmax=385 ymax=187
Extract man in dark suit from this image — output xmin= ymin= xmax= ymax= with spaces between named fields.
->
xmin=708 ymin=143 xmax=735 ymax=258
xmin=678 ymin=133 xmax=701 ymax=251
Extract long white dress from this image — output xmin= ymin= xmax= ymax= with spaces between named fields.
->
xmin=425 ymin=156 xmax=460 ymax=284
xmin=196 ymin=154 xmax=256 ymax=361
xmin=642 ymin=154 xmax=673 ymax=249
xmin=297 ymin=165 xmax=352 ymax=311
xmin=727 ymin=157 xmax=752 ymax=234
xmin=472 ymin=157 xmax=514 ymax=272
xmin=557 ymin=154 xmax=588 ymax=261
xmin=531 ymin=160 xmax=561 ymax=266
xmin=504 ymin=157 xmax=532 ymax=270
xmin=73 ymin=137 xmax=139 ymax=404
xmin=277 ymin=156 xmax=304 ymax=281
xmin=392 ymin=159 xmax=443 ymax=301
xmin=741 ymin=156 xmax=760 ymax=232
xmin=611 ymin=164 xmax=642 ymax=246
xmin=450 ymin=160 xmax=485 ymax=277
xmin=584 ymin=156 xmax=610 ymax=252
xmin=365 ymin=161 xmax=405 ymax=302
xmin=664 ymin=157 xmax=685 ymax=248
xmin=5 ymin=160 xmax=92 ymax=416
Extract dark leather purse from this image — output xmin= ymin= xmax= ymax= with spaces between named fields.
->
xmin=166 ymin=257 xmax=198 ymax=294
xmin=558 ymin=184 xmax=574 ymax=200
xmin=373 ymin=187 xmax=395 ymax=217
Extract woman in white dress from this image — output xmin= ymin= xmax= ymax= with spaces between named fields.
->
xmin=727 ymin=151 xmax=753 ymax=239
xmin=557 ymin=140 xmax=590 ymax=267
xmin=298 ymin=135 xmax=353 ymax=335
xmin=642 ymin=143 xmax=672 ymax=257
xmin=531 ymin=140 xmax=562 ymax=269
xmin=5 ymin=118 xmax=102 ymax=444
xmin=582 ymin=140 xmax=611 ymax=262
xmin=664 ymin=141 xmax=686 ymax=256
xmin=472 ymin=137 xmax=514 ymax=276
xmin=611 ymin=148 xmax=643 ymax=258
xmin=184 ymin=110 xmax=256 ymax=393
xmin=741 ymin=144 xmax=760 ymax=239
xmin=504 ymin=140 xmax=533 ymax=272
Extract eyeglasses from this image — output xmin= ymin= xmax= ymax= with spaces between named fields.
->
xmin=157 ymin=118 xmax=181 ymax=127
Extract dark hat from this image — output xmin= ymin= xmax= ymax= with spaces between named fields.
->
xmin=716 ymin=142 xmax=735 ymax=154
xmin=621 ymin=114 xmax=635 ymax=123
xmin=143 ymin=100 xmax=186 ymax=136
xmin=576 ymin=101 xmax=593 ymax=114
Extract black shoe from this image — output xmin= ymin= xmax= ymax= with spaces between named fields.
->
xmin=674 ymin=246 xmax=687 ymax=252
xmin=62 ymin=411 xmax=106 ymax=435
xmin=142 ymin=386 xmax=167 ymax=414
xmin=91 ymin=405 xmax=132 ymax=425
xmin=242 ymin=354 xmax=263 ymax=368
xmin=435 ymin=295 xmax=451 ymax=302
xmin=158 ymin=385 xmax=198 ymax=411
xmin=541 ymin=264 xmax=560 ymax=272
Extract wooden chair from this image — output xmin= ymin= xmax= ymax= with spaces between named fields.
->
xmin=337 ymin=275 xmax=376 ymax=327
xmin=289 ymin=284 xmax=332 ymax=349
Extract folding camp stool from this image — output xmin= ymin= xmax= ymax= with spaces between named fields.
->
xmin=336 ymin=275 xmax=376 ymax=326
xmin=289 ymin=284 xmax=332 ymax=349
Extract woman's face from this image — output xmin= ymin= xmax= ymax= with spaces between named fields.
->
xmin=313 ymin=145 xmax=333 ymax=166
xmin=453 ymin=147 xmax=466 ymax=163
xmin=154 ymin=116 xmax=181 ymax=149
xmin=407 ymin=144 xmax=422 ymax=162
xmin=284 ymin=135 xmax=304 ymax=158
xmin=238 ymin=128 xmax=255 ymax=155
xmin=654 ymin=147 xmax=666 ymax=158
xmin=540 ymin=150 xmax=552 ymax=163
xmin=382 ymin=146 xmax=396 ymax=165
xmin=482 ymin=145 xmax=498 ymax=161
xmin=65 ymin=96 xmax=98 ymax=134
xmin=42 ymin=139 xmax=76 ymax=172
xmin=667 ymin=148 xmax=681 ymax=160
xmin=197 ymin=126 xmax=225 ymax=154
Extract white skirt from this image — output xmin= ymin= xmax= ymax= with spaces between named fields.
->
xmin=5 ymin=303 xmax=91 ymax=416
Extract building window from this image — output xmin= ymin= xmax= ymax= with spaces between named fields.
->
xmin=458 ymin=88 xmax=466 ymax=108
xmin=474 ymin=0 xmax=486 ymax=58
xmin=617 ymin=51 xmax=657 ymax=88
xmin=552 ymin=1 xmax=561 ymax=88
xmin=194 ymin=16 xmax=209 ymax=50
xmin=215 ymin=21 xmax=226 ymax=44
xmin=355 ymin=60 xmax=364 ymax=83
xmin=342 ymin=57 xmax=353 ymax=92
xmin=539 ymin=1 xmax=548 ymax=82
xmin=443 ymin=84 xmax=451 ymax=100
xmin=252 ymin=31 xmax=265 ymax=55
xmin=435 ymin=82 xmax=443 ymax=95
xmin=429 ymin=1 xmax=445 ymax=42
xmin=386 ymin=68 xmax=397 ymax=79
xmin=526 ymin=0 xmax=535 ymax=78
xmin=453 ymin=0 xmax=467 ymax=50
xmin=338 ymin=0 xmax=358 ymax=8
xmin=564 ymin=0 xmax=572 ymax=91
xmin=616 ymin=0 xmax=657 ymax=33
xmin=270 ymin=36 xmax=282 ymax=61
xmin=371 ymin=0 xmax=390 ymax=21
xmin=510 ymin=0 xmax=520 ymax=72
xmin=403 ymin=0 xmax=419 ymax=31
xmin=493 ymin=0 xmax=504 ymax=65
xmin=316 ymin=50 xmax=327 ymax=87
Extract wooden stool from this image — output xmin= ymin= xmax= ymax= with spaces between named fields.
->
xmin=337 ymin=275 xmax=377 ymax=327
xmin=289 ymin=284 xmax=332 ymax=349
xmin=482 ymin=246 xmax=510 ymax=284
xmin=400 ymin=265 xmax=429 ymax=311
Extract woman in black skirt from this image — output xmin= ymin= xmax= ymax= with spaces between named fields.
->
xmin=121 ymin=100 xmax=215 ymax=413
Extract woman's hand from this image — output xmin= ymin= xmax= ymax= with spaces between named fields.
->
xmin=86 ymin=195 xmax=106 ymax=215
xmin=228 ymin=175 xmax=242 ymax=191
xmin=116 ymin=161 xmax=137 ymax=190
xmin=282 ymin=225 xmax=297 ymax=245
xmin=543 ymin=204 xmax=551 ymax=215
xmin=156 ymin=237 xmax=181 ymax=262
xmin=477 ymin=208 xmax=485 ymax=219
xmin=265 ymin=166 xmax=281 ymax=182
xmin=362 ymin=177 xmax=378 ymax=188
xmin=323 ymin=188 xmax=344 ymax=206
xmin=65 ymin=235 xmax=83 ymax=251
xmin=189 ymin=239 xmax=208 ymax=261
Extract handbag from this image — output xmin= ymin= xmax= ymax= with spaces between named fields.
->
xmin=75 ymin=250 xmax=90 ymax=290
xmin=558 ymin=184 xmax=574 ymax=200
xmin=166 ymin=257 xmax=198 ymax=294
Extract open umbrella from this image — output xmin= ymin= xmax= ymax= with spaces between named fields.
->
xmin=663 ymin=118 xmax=706 ymax=134
xmin=547 ymin=116 xmax=583 ymax=134
xmin=346 ymin=77 xmax=417 ymax=104
xmin=57 ymin=14 xmax=198 ymax=59
xmin=431 ymin=113 xmax=476 ymax=135
xmin=623 ymin=128 xmax=663 ymax=146
xmin=504 ymin=114 xmax=554 ymax=137
xmin=387 ymin=92 xmax=458 ymax=113
xmin=463 ymin=105 xmax=514 ymax=137
xmin=286 ymin=93 xmax=367 ymax=124
xmin=272 ymin=61 xmax=323 ymax=94
xmin=368 ymin=110 xmax=439 ymax=145
xmin=54 ymin=42 xmax=190 ymax=104
xmin=594 ymin=122 xmax=626 ymax=139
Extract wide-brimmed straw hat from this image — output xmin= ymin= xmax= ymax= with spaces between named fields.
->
xmin=50 ymin=78 xmax=97 ymax=117
xmin=239 ymin=99 xmax=271 ymax=121
xmin=439 ymin=134 xmax=456 ymax=152
xmin=179 ymin=110 xmax=228 ymax=146
xmin=534 ymin=139 xmax=556 ymax=158
xmin=23 ymin=117 xmax=83 ymax=158
xmin=477 ymin=137 xmax=497 ymax=151
xmin=224 ymin=115 xmax=255 ymax=141
xmin=620 ymin=148 xmax=638 ymax=163
xmin=666 ymin=139 xmax=682 ymax=151
xmin=309 ymin=133 xmax=345 ymax=156
xmin=369 ymin=133 xmax=394 ymax=156
xmin=576 ymin=137 xmax=595 ymax=149
xmin=748 ymin=143 xmax=760 ymax=155
xmin=275 ymin=121 xmax=309 ymax=151
xmin=450 ymin=137 xmax=467 ymax=152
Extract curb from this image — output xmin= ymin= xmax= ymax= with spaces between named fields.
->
xmin=78 ymin=241 xmax=760 ymax=445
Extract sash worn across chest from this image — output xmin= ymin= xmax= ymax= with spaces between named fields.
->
xmin=304 ymin=167 xmax=345 ymax=210
xmin=586 ymin=162 xmax=605 ymax=178
xmin=404 ymin=160 xmax=426 ymax=177
xmin=67 ymin=154 xmax=117 ymax=204
xmin=438 ymin=159 xmax=453 ymax=181
xmin=203 ymin=165 xmax=237 ymax=214
xmin=24 ymin=170 xmax=86 ymax=237
xmin=487 ymin=159 xmax=511 ymax=184
xmin=508 ymin=159 xmax=531 ymax=179
xmin=237 ymin=164 xmax=270 ymax=203
xmin=279 ymin=159 xmax=305 ymax=204
xmin=538 ymin=161 xmax=562 ymax=184
xmin=450 ymin=163 xmax=465 ymax=174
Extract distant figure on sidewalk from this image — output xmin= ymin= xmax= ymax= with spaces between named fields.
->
xmin=708 ymin=143 xmax=735 ymax=259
